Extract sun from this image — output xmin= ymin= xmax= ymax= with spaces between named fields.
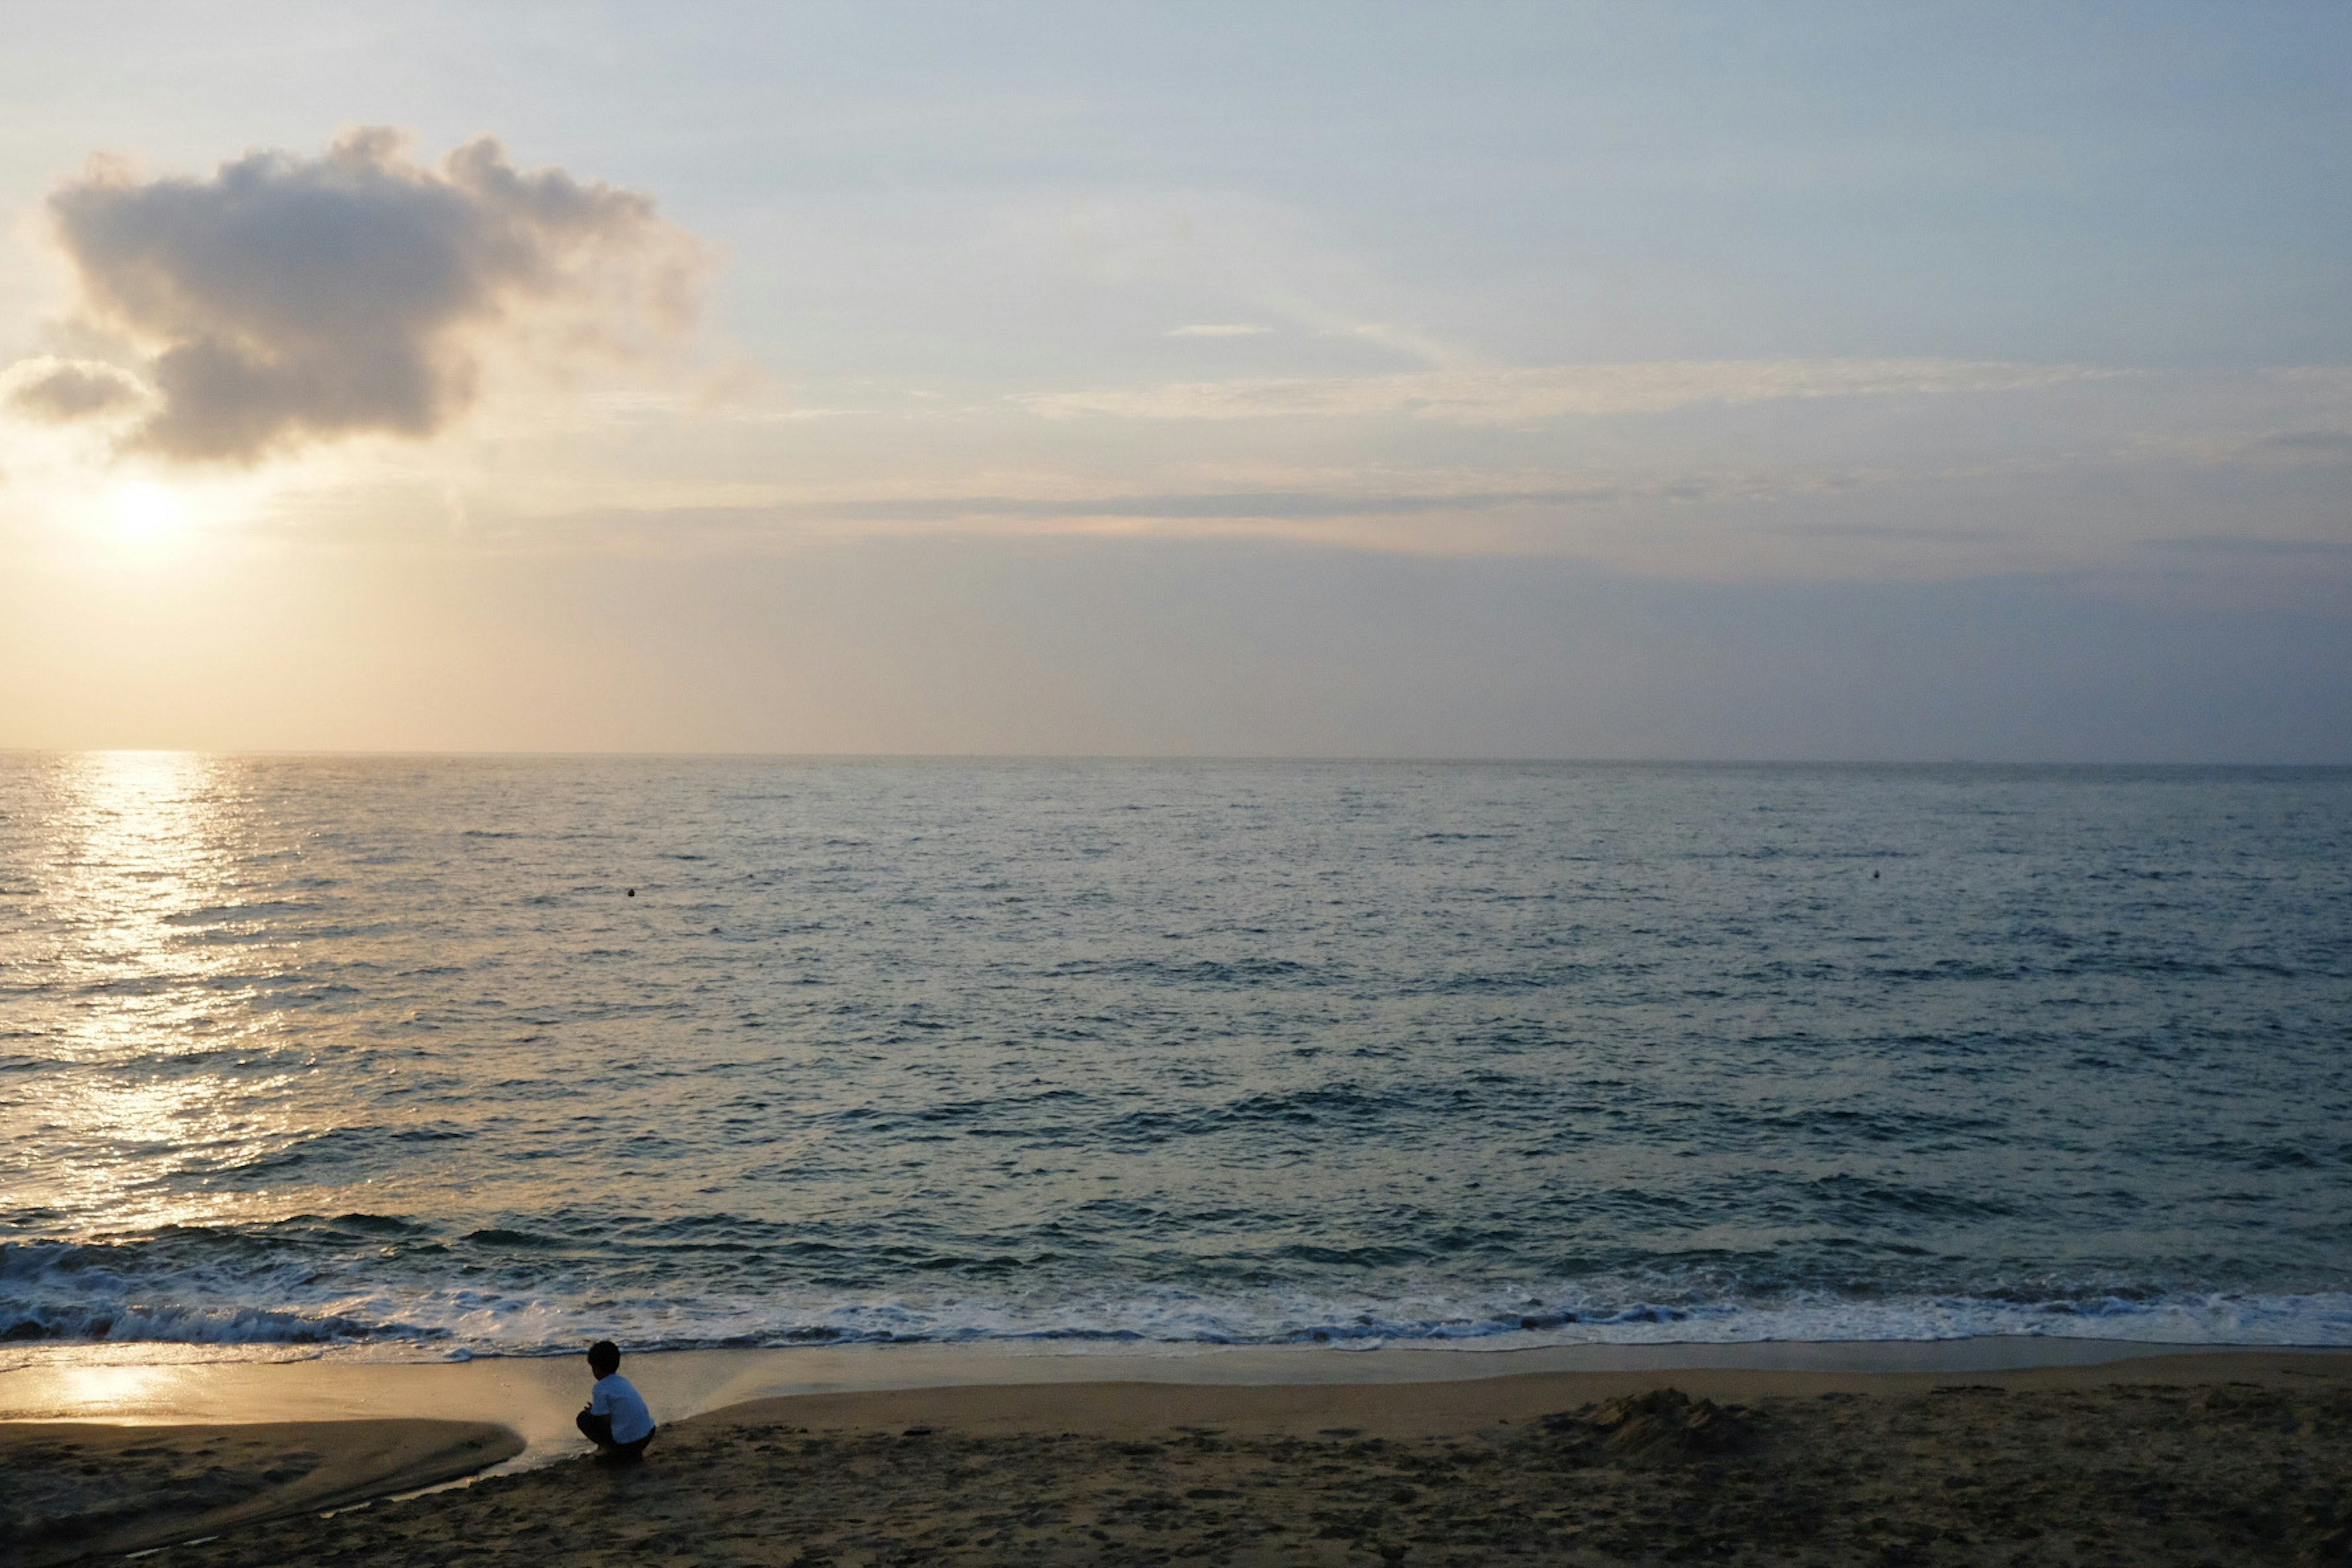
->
xmin=110 ymin=480 xmax=183 ymax=545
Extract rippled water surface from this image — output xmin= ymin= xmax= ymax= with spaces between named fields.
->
xmin=4 ymin=754 xmax=2349 ymax=1359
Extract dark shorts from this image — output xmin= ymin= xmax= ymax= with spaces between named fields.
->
xmin=576 ymin=1408 xmax=656 ymax=1461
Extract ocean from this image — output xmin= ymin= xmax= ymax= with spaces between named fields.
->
xmin=3 ymin=753 xmax=2349 ymax=1364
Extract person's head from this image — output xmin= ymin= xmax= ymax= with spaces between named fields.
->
xmin=587 ymin=1340 xmax=620 ymax=1379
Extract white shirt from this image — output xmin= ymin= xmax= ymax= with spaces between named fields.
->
xmin=590 ymin=1372 xmax=655 ymax=1444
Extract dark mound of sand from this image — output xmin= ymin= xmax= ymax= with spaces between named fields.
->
xmin=0 ymin=1419 xmax=520 ymax=1568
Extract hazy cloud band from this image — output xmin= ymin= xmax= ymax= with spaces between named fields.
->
xmin=1021 ymin=359 xmax=2110 ymax=424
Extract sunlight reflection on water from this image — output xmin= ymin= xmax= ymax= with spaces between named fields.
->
xmin=13 ymin=753 xmax=296 ymax=1232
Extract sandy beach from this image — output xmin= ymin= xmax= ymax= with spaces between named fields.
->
xmin=7 ymin=1348 xmax=2348 ymax=1566
xmin=0 ymin=1419 xmax=519 ymax=1568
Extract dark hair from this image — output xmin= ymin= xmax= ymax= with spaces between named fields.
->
xmin=587 ymin=1340 xmax=621 ymax=1377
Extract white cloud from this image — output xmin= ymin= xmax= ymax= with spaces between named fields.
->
xmin=14 ymin=128 xmax=707 ymax=464
xmin=1020 ymin=359 xmax=2112 ymax=424
xmin=1167 ymin=323 xmax=1273 ymax=337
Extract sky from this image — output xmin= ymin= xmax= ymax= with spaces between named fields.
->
xmin=1 ymin=1 xmax=2347 ymax=760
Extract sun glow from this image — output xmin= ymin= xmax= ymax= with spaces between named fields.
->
xmin=110 ymin=480 xmax=183 ymax=545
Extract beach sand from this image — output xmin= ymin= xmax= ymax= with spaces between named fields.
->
xmin=0 ymin=1419 xmax=520 ymax=1568
xmin=9 ymin=1349 xmax=2348 ymax=1566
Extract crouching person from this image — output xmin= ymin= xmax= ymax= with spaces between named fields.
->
xmin=576 ymin=1340 xmax=657 ymax=1463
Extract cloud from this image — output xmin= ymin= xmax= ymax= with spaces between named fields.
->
xmin=21 ymin=127 xmax=705 ymax=462
xmin=1020 ymin=359 xmax=2109 ymax=424
xmin=1 ymin=356 xmax=146 ymax=422
xmin=2253 ymin=430 xmax=2352 ymax=456
xmin=1779 ymin=522 xmax=2003 ymax=542
xmin=801 ymin=488 xmax=1624 ymax=522
xmin=2140 ymin=535 xmax=2352 ymax=557
xmin=1167 ymin=323 xmax=1272 ymax=337
xmin=538 ymin=470 xmax=1878 ymax=540
xmin=513 ymin=490 xmax=1632 ymax=541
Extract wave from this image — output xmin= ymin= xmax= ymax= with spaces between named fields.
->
xmin=6 ymin=1232 xmax=2348 ymax=1359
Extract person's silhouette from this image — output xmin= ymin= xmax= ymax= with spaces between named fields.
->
xmin=575 ymin=1340 xmax=657 ymax=1462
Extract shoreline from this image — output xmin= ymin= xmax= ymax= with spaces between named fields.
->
xmin=9 ymin=1343 xmax=2346 ymax=1566
xmin=2 ymin=1336 xmax=2342 ymax=1472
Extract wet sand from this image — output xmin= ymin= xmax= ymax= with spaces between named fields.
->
xmin=0 ymin=1419 xmax=519 ymax=1568
xmin=9 ymin=1349 xmax=2347 ymax=1566
xmin=0 ymin=1336 xmax=2218 ymax=1470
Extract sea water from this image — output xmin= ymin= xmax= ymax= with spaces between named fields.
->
xmin=2 ymin=753 xmax=2348 ymax=1363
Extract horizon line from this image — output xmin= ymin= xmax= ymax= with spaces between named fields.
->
xmin=5 ymin=748 xmax=2348 ymax=770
